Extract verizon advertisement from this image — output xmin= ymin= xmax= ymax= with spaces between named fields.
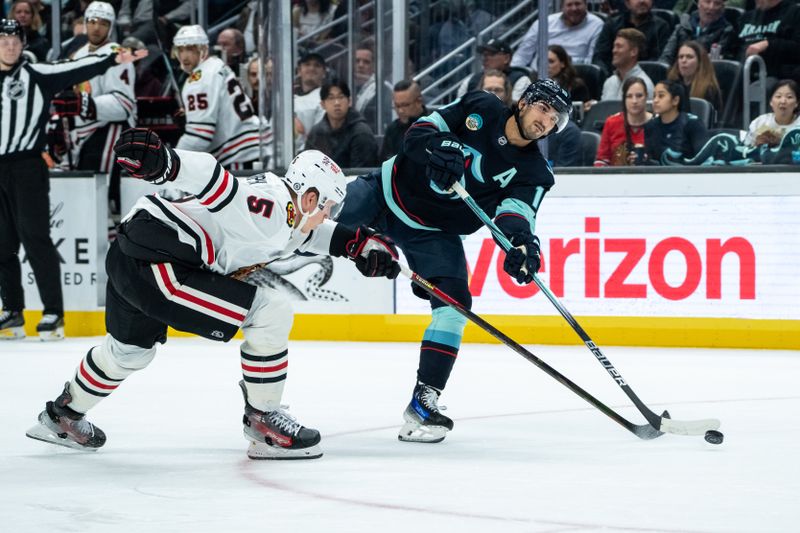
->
xmin=21 ymin=175 xmax=107 ymax=311
xmin=397 ymin=196 xmax=799 ymax=320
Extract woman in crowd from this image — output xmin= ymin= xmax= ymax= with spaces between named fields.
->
xmin=293 ymin=0 xmax=336 ymax=43
xmin=666 ymin=40 xmax=722 ymax=117
xmin=548 ymin=45 xmax=590 ymax=104
xmin=643 ymin=80 xmax=709 ymax=164
xmin=11 ymin=0 xmax=49 ymax=61
xmin=479 ymin=68 xmax=512 ymax=107
xmin=594 ymin=77 xmax=652 ymax=166
xmin=744 ymin=80 xmax=800 ymax=148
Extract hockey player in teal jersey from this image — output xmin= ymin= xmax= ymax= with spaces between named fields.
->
xmin=337 ymin=79 xmax=572 ymax=443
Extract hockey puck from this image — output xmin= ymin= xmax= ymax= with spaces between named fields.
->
xmin=704 ymin=429 xmax=724 ymax=445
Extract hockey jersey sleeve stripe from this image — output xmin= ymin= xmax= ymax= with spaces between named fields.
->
xmin=197 ymin=163 xmax=223 ymax=198
xmin=147 ymin=196 xmax=215 ymax=265
xmin=109 ymin=90 xmax=135 ymax=112
xmin=415 ymin=111 xmax=449 ymax=132
xmin=218 ymin=134 xmax=260 ymax=155
xmin=200 ymin=169 xmax=236 ymax=211
xmin=207 ymin=177 xmax=238 ymax=213
xmin=151 ymin=263 xmax=247 ymax=325
xmin=183 ymin=130 xmax=214 ymax=142
xmin=186 ymin=124 xmax=216 ymax=135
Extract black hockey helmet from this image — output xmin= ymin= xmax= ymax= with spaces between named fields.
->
xmin=0 ymin=19 xmax=25 ymax=45
xmin=519 ymin=78 xmax=572 ymax=133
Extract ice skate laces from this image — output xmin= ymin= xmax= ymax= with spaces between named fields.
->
xmin=266 ymin=408 xmax=302 ymax=436
xmin=419 ymin=386 xmax=447 ymax=413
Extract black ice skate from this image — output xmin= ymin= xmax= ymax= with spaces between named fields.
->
xmin=239 ymin=381 xmax=322 ymax=460
xmin=398 ymin=382 xmax=454 ymax=443
xmin=26 ymin=382 xmax=106 ymax=451
xmin=36 ymin=313 xmax=64 ymax=341
xmin=0 ymin=310 xmax=25 ymax=340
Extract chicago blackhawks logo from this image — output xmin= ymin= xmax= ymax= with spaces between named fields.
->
xmin=189 ymin=70 xmax=203 ymax=83
xmin=286 ymin=202 xmax=296 ymax=227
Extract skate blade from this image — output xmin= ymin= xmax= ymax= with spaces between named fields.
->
xmin=38 ymin=327 xmax=65 ymax=342
xmin=0 ymin=327 xmax=26 ymax=340
xmin=247 ymin=441 xmax=323 ymax=460
xmin=397 ymin=421 xmax=448 ymax=443
xmin=25 ymin=422 xmax=99 ymax=452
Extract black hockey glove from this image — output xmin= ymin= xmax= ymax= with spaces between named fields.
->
xmin=345 ymin=226 xmax=401 ymax=279
xmin=53 ymin=91 xmax=96 ymax=120
xmin=502 ymin=231 xmax=541 ymax=284
xmin=114 ymin=128 xmax=180 ymax=184
xmin=425 ymin=133 xmax=464 ymax=191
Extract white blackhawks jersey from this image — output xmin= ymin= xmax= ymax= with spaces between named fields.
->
xmin=123 ymin=150 xmax=336 ymax=275
xmin=70 ymin=41 xmax=136 ymax=172
xmin=178 ymin=56 xmax=261 ymax=166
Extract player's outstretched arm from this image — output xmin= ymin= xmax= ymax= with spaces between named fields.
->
xmin=115 ymin=48 xmax=149 ymax=64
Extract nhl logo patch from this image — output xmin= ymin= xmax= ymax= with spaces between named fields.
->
xmin=465 ymin=113 xmax=482 ymax=131
xmin=6 ymin=80 xmax=24 ymax=100
xmin=286 ymin=202 xmax=296 ymax=227
xmin=189 ymin=70 xmax=203 ymax=83
xmin=498 ymin=136 xmax=508 ymax=145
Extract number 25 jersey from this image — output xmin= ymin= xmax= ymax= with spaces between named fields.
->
xmin=178 ymin=56 xmax=261 ymax=166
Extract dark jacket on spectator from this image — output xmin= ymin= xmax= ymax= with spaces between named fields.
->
xmin=306 ymin=109 xmax=379 ymax=168
xmin=735 ymin=0 xmax=800 ymax=81
xmin=380 ymin=106 xmax=429 ymax=161
xmin=643 ymin=112 xmax=709 ymax=163
xmin=659 ymin=13 xmax=738 ymax=65
xmin=592 ymin=13 xmax=671 ymax=76
xmin=24 ymin=28 xmax=50 ymax=62
xmin=547 ymin=120 xmax=582 ymax=167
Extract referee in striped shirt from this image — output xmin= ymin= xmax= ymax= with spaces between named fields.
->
xmin=0 ymin=19 xmax=146 ymax=340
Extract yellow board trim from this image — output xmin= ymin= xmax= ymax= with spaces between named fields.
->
xmin=20 ymin=311 xmax=800 ymax=350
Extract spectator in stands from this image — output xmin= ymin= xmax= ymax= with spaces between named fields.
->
xmin=643 ymin=80 xmax=710 ymax=163
xmin=592 ymin=0 xmax=671 ymax=76
xmin=479 ymin=69 xmax=513 ymax=107
xmin=744 ymin=79 xmax=800 ymax=147
xmin=354 ymin=42 xmax=377 ymax=131
xmin=117 ymin=0 xmax=192 ymax=47
xmin=735 ymin=0 xmax=800 ymax=86
xmin=216 ymin=28 xmax=247 ymax=72
xmin=457 ymin=38 xmax=531 ymax=101
xmin=511 ymin=0 xmax=603 ymax=69
xmin=547 ymin=119 xmax=583 ymax=166
xmin=601 ymin=28 xmax=655 ymax=100
xmin=57 ymin=16 xmax=88 ymax=59
xmin=659 ymin=0 xmax=737 ymax=65
xmin=294 ymin=51 xmax=327 ymax=148
xmin=292 ymin=0 xmax=336 ymax=42
xmin=594 ymin=76 xmax=653 ymax=166
xmin=381 ymin=80 xmax=427 ymax=160
xmin=667 ymin=41 xmax=723 ymax=115
xmin=665 ymin=79 xmax=800 ymax=165
xmin=11 ymin=0 xmax=49 ymax=61
xmin=549 ymin=45 xmax=592 ymax=103
xmin=305 ymin=79 xmax=378 ymax=168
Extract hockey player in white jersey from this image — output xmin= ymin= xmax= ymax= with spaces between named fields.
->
xmin=173 ymin=25 xmax=261 ymax=169
xmin=25 ymin=128 xmax=400 ymax=460
xmin=52 ymin=2 xmax=136 ymax=173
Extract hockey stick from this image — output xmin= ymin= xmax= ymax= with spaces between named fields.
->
xmin=397 ymin=263 xmax=662 ymax=440
xmin=450 ymin=182 xmax=720 ymax=437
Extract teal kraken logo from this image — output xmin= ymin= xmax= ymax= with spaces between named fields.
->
xmin=465 ymin=113 xmax=483 ymax=131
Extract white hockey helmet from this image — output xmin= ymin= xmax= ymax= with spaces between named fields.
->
xmin=173 ymin=25 xmax=209 ymax=47
xmin=84 ymin=1 xmax=116 ymax=24
xmin=284 ymin=150 xmax=347 ymax=224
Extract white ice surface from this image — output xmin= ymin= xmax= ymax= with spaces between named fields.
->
xmin=1 ymin=337 xmax=798 ymax=533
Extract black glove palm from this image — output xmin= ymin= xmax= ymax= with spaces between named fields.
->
xmin=503 ymin=232 xmax=541 ymax=284
xmin=345 ymin=226 xmax=401 ymax=279
xmin=114 ymin=128 xmax=179 ymax=184
xmin=426 ymin=134 xmax=464 ymax=191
